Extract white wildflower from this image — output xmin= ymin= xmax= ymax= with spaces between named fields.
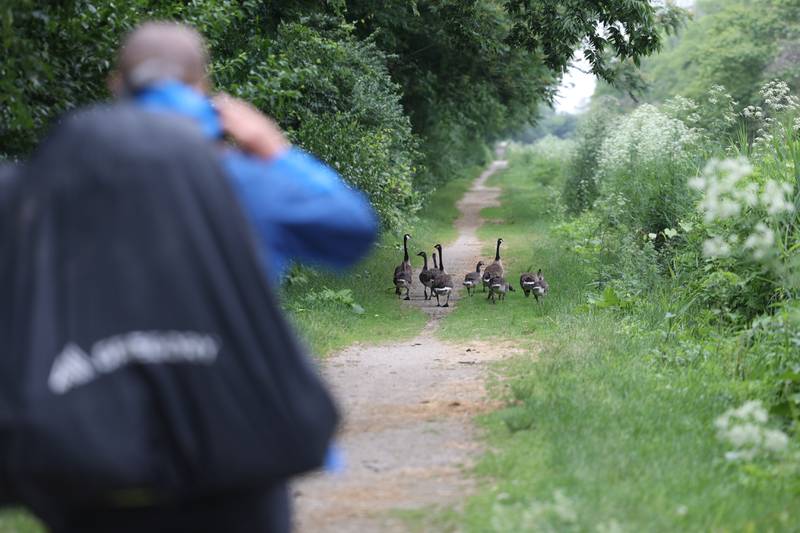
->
xmin=763 ymin=429 xmax=789 ymax=452
xmin=597 ymin=105 xmax=697 ymax=183
xmin=761 ymin=180 xmax=795 ymax=216
xmin=715 ymin=400 xmax=789 ymax=462
xmin=726 ymin=423 xmax=762 ymax=448
xmin=760 ymin=80 xmax=800 ymax=112
xmin=692 ymin=158 xmax=754 ymax=221
xmin=703 ymin=236 xmax=731 ymax=258
xmin=743 ymin=222 xmax=775 ymax=260
xmin=733 ymin=182 xmax=759 ymax=208
xmin=688 ymin=177 xmax=705 ymax=190
xmin=724 ymin=449 xmax=757 ymax=462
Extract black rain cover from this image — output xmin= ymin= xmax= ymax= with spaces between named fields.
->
xmin=0 ymin=105 xmax=338 ymax=509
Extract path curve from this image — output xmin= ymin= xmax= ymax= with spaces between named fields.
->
xmin=292 ymin=153 xmax=511 ymax=532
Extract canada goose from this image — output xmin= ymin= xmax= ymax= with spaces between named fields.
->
xmin=488 ymin=275 xmax=514 ymax=304
xmin=532 ymin=269 xmax=549 ymax=303
xmin=519 ymin=267 xmax=536 ymax=297
xmin=463 ymin=261 xmax=484 ymax=296
xmin=482 ymin=238 xmax=504 ymax=295
xmin=431 ymin=243 xmax=454 ymax=307
xmin=417 ymin=251 xmax=435 ymax=301
xmin=393 ymin=233 xmax=412 ymax=300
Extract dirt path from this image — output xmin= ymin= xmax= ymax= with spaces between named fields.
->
xmin=292 ymin=154 xmax=513 ymax=532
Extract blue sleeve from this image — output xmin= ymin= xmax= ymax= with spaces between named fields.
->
xmin=222 ymin=148 xmax=378 ymax=279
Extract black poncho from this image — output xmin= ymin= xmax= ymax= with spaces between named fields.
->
xmin=0 ymin=106 xmax=338 ymax=513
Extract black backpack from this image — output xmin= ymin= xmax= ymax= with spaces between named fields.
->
xmin=0 ymin=105 xmax=338 ymax=511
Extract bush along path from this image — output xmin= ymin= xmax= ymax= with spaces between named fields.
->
xmin=440 ymin=144 xmax=800 ymax=532
xmin=291 ymin=153 xmax=523 ymax=532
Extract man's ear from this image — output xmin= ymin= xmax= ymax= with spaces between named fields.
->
xmin=108 ymin=70 xmax=124 ymax=97
xmin=194 ymin=76 xmax=211 ymax=95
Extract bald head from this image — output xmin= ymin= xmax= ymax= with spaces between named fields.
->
xmin=114 ymin=22 xmax=209 ymax=94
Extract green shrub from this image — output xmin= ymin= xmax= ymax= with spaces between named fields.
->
xmin=563 ymin=96 xmax=621 ymax=214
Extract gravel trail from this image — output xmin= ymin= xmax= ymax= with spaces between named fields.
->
xmin=293 ymin=154 xmax=512 ymax=532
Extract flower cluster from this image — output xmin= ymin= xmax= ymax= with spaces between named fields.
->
xmin=743 ymin=80 xmax=800 ymax=151
xmin=714 ymin=400 xmax=789 ymax=461
xmin=689 ymin=158 xmax=755 ymax=223
xmin=598 ymin=104 xmax=698 ymax=181
xmin=760 ymin=80 xmax=800 ymax=113
xmin=689 ymin=157 xmax=794 ymax=260
xmin=664 ymin=95 xmax=701 ymax=126
xmin=743 ymin=222 xmax=775 ymax=260
xmin=742 ymin=106 xmax=764 ymax=120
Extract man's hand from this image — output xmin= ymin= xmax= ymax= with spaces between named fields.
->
xmin=212 ymin=93 xmax=290 ymax=160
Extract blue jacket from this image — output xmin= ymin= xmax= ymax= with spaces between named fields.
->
xmin=134 ymin=82 xmax=378 ymax=281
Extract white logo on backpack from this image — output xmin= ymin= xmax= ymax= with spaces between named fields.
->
xmin=48 ymin=331 xmax=220 ymax=395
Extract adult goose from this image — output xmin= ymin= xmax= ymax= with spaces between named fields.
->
xmin=417 ymin=251 xmax=435 ymax=301
xmin=393 ymin=233 xmax=412 ymax=300
xmin=462 ymin=261 xmax=484 ymax=296
xmin=431 ymin=243 xmax=454 ymax=307
xmin=482 ymin=238 xmax=504 ymax=295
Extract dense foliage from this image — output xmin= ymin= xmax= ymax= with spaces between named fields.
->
xmin=549 ymin=78 xmax=800 ymax=490
xmin=440 ymin=148 xmax=800 ymax=532
xmin=2 ymin=0 xmax=683 ymax=228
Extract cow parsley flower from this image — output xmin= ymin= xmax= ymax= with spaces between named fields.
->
xmin=597 ymin=105 xmax=697 ymax=182
xmin=743 ymin=222 xmax=775 ymax=260
xmin=692 ymin=158 xmax=753 ymax=223
xmin=761 ymin=179 xmax=795 ymax=216
xmin=703 ymin=236 xmax=731 ymax=258
xmin=763 ymin=429 xmax=790 ymax=452
xmin=760 ymin=80 xmax=800 ymax=112
xmin=715 ymin=400 xmax=789 ymax=462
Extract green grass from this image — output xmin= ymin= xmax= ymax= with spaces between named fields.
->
xmin=0 ymin=510 xmax=43 ymax=533
xmin=282 ymin=166 xmax=479 ymax=357
xmin=440 ymin=152 xmax=800 ymax=532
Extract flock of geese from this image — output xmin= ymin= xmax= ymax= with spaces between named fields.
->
xmin=393 ymin=234 xmax=549 ymax=307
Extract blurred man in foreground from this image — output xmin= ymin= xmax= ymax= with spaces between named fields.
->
xmin=0 ymin=21 xmax=377 ymax=533
xmin=112 ymin=21 xmax=377 ymax=281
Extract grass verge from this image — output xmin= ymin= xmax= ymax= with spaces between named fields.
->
xmin=439 ymin=152 xmax=800 ymax=531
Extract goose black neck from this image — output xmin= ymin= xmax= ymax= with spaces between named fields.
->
xmin=475 ymin=263 xmax=482 ymax=273
xmin=421 ymin=253 xmax=428 ymax=269
xmin=438 ymin=248 xmax=445 ymax=271
xmin=403 ymin=235 xmax=409 ymax=262
xmin=495 ymin=239 xmax=501 ymax=261
xmin=433 ymin=254 xmax=438 ymax=270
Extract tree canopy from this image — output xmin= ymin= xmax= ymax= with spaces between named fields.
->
xmin=596 ymin=0 xmax=800 ymax=107
xmin=1 ymin=0 xmax=683 ymax=226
